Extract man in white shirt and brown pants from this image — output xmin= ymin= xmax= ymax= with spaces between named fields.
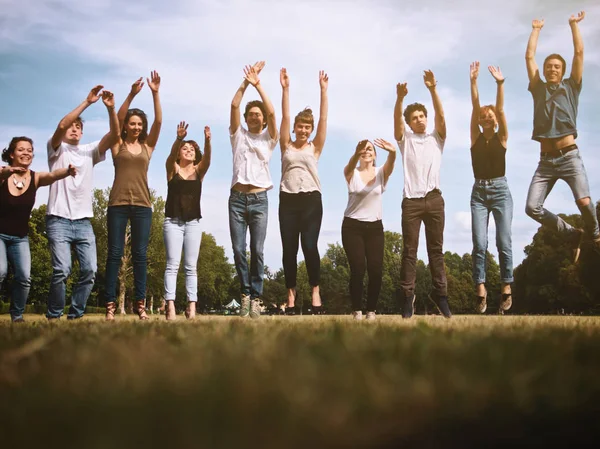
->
xmin=393 ymin=71 xmax=452 ymax=319
xmin=229 ymin=62 xmax=278 ymax=319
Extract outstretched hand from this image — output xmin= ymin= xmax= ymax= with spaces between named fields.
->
xmin=87 ymin=85 xmax=103 ymax=104
xmin=488 ymin=66 xmax=504 ymax=82
xmin=423 ymin=70 xmax=437 ymax=89
xmin=396 ymin=82 xmax=408 ymax=99
xmin=244 ymin=65 xmax=260 ymax=86
xmin=67 ymin=164 xmax=77 ymax=177
xmin=374 ymin=138 xmax=396 ymax=152
xmin=177 ymin=121 xmax=188 ymax=140
xmin=470 ymin=61 xmax=480 ymax=81
xmin=102 ymin=90 xmax=115 ymax=108
xmin=130 ymin=77 xmax=144 ymax=96
xmin=569 ymin=11 xmax=585 ymax=24
xmin=147 ymin=70 xmax=161 ymax=93
xmin=319 ymin=70 xmax=329 ymax=90
xmin=204 ymin=126 xmax=211 ymax=141
xmin=532 ymin=18 xmax=544 ymax=29
xmin=280 ymin=68 xmax=289 ymax=88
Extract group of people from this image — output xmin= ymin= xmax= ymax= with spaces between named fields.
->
xmin=0 ymin=12 xmax=597 ymax=322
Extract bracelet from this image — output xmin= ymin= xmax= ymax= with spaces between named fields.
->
xmin=107 ymin=106 xmax=115 ymax=111
xmin=176 ymin=136 xmax=184 ymax=141
xmin=496 ymin=79 xmax=505 ymax=85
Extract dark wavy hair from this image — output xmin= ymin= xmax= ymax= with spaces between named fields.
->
xmin=356 ymin=139 xmax=376 ymax=167
xmin=293 ymin=108 xmax=314 ymax=131
xmin=121 ymin=108 xmax=149 ymax=142
xmin=543 ymin=53 xmax=567 ymax=78
xmin=403 ymin=103 xmax=428 ymax=123
xmin=243 ymin=100 xmax=268 ymax=130
xmin=2 ymin=136 xmax=34 ymax=165
xmin=178 ymin=140 xmax=203 ymax=165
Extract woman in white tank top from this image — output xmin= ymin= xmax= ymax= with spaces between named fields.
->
xmin=342 ymin=138 xmax=397 ymax=321
xmin=278 ymin=68 xmax=328 ymax=315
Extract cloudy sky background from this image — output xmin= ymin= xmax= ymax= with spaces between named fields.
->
xmin=1 ymin=0 xmax=599 ymax=272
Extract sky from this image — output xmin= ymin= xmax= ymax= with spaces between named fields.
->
xmin=1 ymin=0 xmax=599 ymax=273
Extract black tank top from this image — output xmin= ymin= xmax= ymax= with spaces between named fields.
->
xmin=0 ymin=171 xmax=37 ymax=237
xmin=165 ymin=172 xmax=202 ymax=221
xmin=470 ymin=133 xmax=506 ymax=180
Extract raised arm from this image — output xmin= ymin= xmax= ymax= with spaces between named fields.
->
xmin=344 ymin=144 xmax=363 ymax=184
xmin=145 ymin=70 xmax=162 ymax=152
xmin=166 ymin=121 xmax=187 ymax=181
xmin=50 ymin=85 xmax=102 ymax=150
xmin=424 ymin=70 xmax=446 ymax=140
xmin=526 ymin=19 xmax=544 ymax=84
xmin=569 ymin=11 xmax=585 ymax=84
xmin=470 ymin=61 xmax=481 ymax=146
xmin=279 ymin=68 xmax=291 ymax=151
xmin=374 ymin=138 xmax=397 ymax=184
xmin=312 ymin=70 xmax=329 ymax=154
xmin=117 ymin=77 xmax=144 ymax=130
xmin=35 ymin=164 xmax=77 ymax=188
xmin=98 ymin=90 xmax=119 ymax=155
xmin=244 ymin=65 xmax=277 ymax=140
xmin=197 ymin=126 xmax=212 ymax=181
xmin=231 ymin=61 xmax=265 ymax=134
xmin=489 ymin=66 xmax=508 ymax=146
xmin=393 ymin=83 xmax=408 ymax=141
xmin=0 ymin=166 xmax=26 ymax=181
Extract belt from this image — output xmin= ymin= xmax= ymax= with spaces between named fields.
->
xmin=541 ymin=144 xmax=577 ymax=158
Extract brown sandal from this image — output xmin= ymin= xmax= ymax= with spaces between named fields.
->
xmin=105 ymin=302 xmax=116 ymax=321
xmin=136 ymin=300 xmax=149 ymax=320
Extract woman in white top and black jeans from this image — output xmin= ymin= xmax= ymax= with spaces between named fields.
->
xmin=342 ymin=139 xmax=396 ymax=320
xmin=279 ymin=68 xmax=328 ymax=315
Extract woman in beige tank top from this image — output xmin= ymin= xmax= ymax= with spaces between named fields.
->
xmin=104 ymin=71 xmax=162 ymax=321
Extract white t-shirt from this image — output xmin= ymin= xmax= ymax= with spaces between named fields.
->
xmin=280 ymin=142 xmax=321 ymax=193
xmin=230 ymin=126 xmax=278 ymax=190
xmin=343 ymin=166 xmax=387 ymax=221
xmin=397 ymin=130 xmax=444 ymax=199
xmin=47 ymin=140 xmax=105 ymax=219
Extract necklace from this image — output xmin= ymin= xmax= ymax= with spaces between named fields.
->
xmin=13 ymin=174 xmax=27 ymax=190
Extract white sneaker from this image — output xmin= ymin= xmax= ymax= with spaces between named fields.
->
xmin=352 ymin=311 xmax=363 ymax=321
xmin=240 ymin=295 xmax=250 ymax=318
xmin=249 ymin=299 xmax=261 ymax=319
xmin=365 ymin=311 xmax=376 ymax=321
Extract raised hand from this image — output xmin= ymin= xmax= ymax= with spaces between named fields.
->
xmin=423 ymin=70 xmax=437 ymax=88
xmin=280 ymin=68 xmax=290 ymax=88
xmin=147 ymin=70 xmax=161 ymax=93
xmin=396 ymin=82 xmax=408 ymax=99
xmin=252 ymin=61 xmax=266 ymax=75
xmin=204 ymin=126 xmax=211 ymax=141
xmin=374 ymin=138 xmax=396 ymax=152
xmin=87 ymin=85 xmax=103 ymax=104
xmin=130 ymin=77 xmax=144 ymax=96
xmin=243 ymin=65 xmax=260 ymax=86
xmin=102 ymin=90 xmax=115 ymax=108
xmin=532 ymin=19 xmax=544 ymax=29
xmin=488 ymin=66 xmax=504 ymax=82
xmin=177 ymin=121 xmax=188 ymax=140
xmin=569 ymin=11 xmax=585 ymax=24
xmin=319 ymin=70 xmax=329 ymax=90
xmin=470 ymin=61 xmax=480 ymax=81
xmin=67 ymin=164 xmax=77 ymax=177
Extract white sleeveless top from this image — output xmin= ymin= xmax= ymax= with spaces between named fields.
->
xmin=343 ymin=166 xmax=386 ymax=221
xmin=280 ymin=142 xmax=321 ymax=193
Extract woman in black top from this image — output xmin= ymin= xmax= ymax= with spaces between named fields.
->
xmin=0 ymin=137 xmax=75 ymax=322
xmin=469 ymin=62 xmax=513 ymax=314
xmin=163 ymin=122 xmax=211 ymax=320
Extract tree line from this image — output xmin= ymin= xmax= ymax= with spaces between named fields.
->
xmin=1 ymin=189 xmax=599 ymax=315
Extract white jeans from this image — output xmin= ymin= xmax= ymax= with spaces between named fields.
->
xmin=163 ymin=217 xmax=203 ymax=301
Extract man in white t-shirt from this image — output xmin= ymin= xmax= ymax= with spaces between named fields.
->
xmin=46 ymin=86 xmax=119 ymax=320
xmin=393 ymin=70 xmax=452 ymax=319
xmin=229 ymin=61 xmax=278 ymax=319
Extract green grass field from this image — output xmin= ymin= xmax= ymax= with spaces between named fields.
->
xmin=1 ymin=314 xmax=599 ymax=448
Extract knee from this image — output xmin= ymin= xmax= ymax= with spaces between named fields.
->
xmin=525 ymin=202 xmax=540 ymax=219
xmin=183 ymin=263 xmax=197 ymax=276
xmin=576 ymin=197 xmax=591 ymax=207
xmin=79 ymin=266 xmax=96 ymax=282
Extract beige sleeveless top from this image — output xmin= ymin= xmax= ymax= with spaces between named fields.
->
xmin=280 ymin=142 xmax=321 ymax=193
xmin=108 ymin=143 xmax=151 ymax=207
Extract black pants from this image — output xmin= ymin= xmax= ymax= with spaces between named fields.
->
xmin=400 ymin=189 xmax=447 ymax=299
xmin=279 ymin=191 xmax=323 ymax=289
xmin=341 ymin=217 xmax=384 ymax=312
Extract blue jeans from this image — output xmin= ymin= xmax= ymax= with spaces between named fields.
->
xmin=228 ymin=190 xmax=268 ymax=299
xmin=46 ymin=216 xmax=97 ymax=319
xmin=105 ymin=205 xmax=152 ymax=303
xmin=526 ymin=149 xmax=599 ymax=239
xmin=0 ymin=233 xmax=31 ymax=321
xmin=471 ymin=177 xmax=514 ymax=284
xmin=163 ymin=217 xmax=203 ymax=301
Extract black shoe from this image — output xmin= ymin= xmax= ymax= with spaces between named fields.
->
xmin=402 ymin=295 xmax=416 ymax=319
xmin=285 ymin=306 xmax=297 ymax=316
xmin=311 ymin=306 xmax=325 ymax=315
xmin=429 ymin=294 xmax=452 ymax=319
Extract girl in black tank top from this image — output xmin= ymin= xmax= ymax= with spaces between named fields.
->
xmin=162 ymin=122 xmax=212 ymax=321
xmin=469 ymin=62 xmax=514 ymax=315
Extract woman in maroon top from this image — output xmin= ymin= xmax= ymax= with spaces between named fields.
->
xmin=0 ymin=137 xmax=75 ymax=322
